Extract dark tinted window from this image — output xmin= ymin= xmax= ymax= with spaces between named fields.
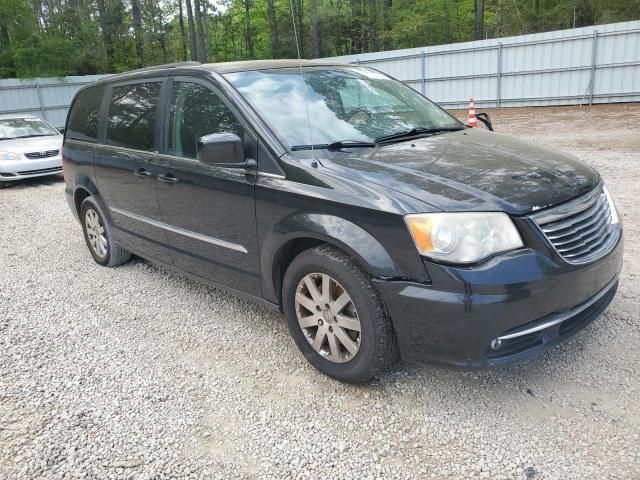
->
xmin=107 ymin=82 xmax=161 ymax=150
xmin=168 ymin=81 xmax=243 ymax=159
xmin=66 ymin=85 xmax=104 ymax=142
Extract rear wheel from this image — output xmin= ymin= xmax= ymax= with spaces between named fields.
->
xmin=282 ymin=245 xmax=398 ymax=383
xmin=80 ymin=196 xmax=131 ymax=267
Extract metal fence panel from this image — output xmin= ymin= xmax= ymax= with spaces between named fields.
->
xmin=327 ymin=20 xmax=640 ymax=109
xmin=0 ymin=75 xmax=108 ymax=127
xmin=0 ymin=20 xmax=639 ymax=126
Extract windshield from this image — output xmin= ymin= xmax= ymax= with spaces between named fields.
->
xmin=0 ymin=118 xmax=59 ymax=140
xmin=225 ymin=66 xmax=462 ymax=148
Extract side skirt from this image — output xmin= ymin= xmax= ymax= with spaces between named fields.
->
xmin=117 ymin=242 xmax=281 ymax=312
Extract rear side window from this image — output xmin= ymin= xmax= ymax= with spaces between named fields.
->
xmin=67 ymin=85 xmax=104 ymax=142
xmin=167 ymin=81 xmax=243 ymax=159
xmin=106 ymin=82 xmax=162 ymax=150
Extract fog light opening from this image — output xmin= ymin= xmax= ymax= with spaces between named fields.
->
xmin=490 ymin=338 xmax=502 ymax=351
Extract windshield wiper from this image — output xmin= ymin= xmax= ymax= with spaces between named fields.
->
xmin=20 ymin=134 xmax=55 ymax=138
xmin=375 ymin=126 xmax=464 ymax=144
xmin=291 ymin=140 xmax=376 ymax=151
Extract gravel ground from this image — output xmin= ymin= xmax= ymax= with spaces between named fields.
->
xmin=1 ymin=103 xmax=639 ymax=480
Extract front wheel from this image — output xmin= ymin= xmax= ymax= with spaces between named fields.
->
xmin=282 ymin=245 xmax=399 ymax=383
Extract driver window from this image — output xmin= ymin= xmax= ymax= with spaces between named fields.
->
xmin=168 ymin=81 xmax=243 ymax=159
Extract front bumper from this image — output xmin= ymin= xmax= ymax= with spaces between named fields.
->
xmin=0 ymin=155 xmax=62 ymax=181
xmin=375 ymin=234 xmax=623 ymax=368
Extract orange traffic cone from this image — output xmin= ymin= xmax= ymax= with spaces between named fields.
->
xmin=467 ymin=98 xmax=477 ymax=128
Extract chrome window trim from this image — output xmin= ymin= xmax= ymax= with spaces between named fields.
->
xmin=110 ymin=207 xmax=248 ymax=254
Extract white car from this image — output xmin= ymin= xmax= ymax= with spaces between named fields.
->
xmin=0 ymin=114 xmax=64 ymax=187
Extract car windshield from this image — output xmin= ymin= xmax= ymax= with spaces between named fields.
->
xmin=0 ymin=118 xmax=59 ymax=140
xmin=225 ymin=66 xmax=463 ymax=148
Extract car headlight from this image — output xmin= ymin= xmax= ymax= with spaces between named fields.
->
xmin=602 ymin=184 xmax=619 ymax=225
xmin=405 ymin=212 xmax=524 ymax=264
xmin=0 ymin=151 xmax=24 ymax=161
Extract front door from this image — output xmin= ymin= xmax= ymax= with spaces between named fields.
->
xmin=94 ymin=79 xmax=172 ymax=263
xmin=155 ymin=78 xmax=261 ymax=296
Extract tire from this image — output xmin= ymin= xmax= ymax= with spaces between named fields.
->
xmin=80 ymin=196 xmax=131 ymax=267
xmin=282 ymin=245 xmax=399 ymax=383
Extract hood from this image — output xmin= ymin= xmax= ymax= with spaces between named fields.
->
xmin=317 ymin=129 xmax=598 ymax=215
xmin=0 ymin=135 xmax=63 ymax=155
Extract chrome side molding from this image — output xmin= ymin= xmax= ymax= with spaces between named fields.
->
xmin=110 ymin=207 xmax=248 ymax=254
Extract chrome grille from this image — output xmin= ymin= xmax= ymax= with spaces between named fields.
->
xmin=531 ymin=184 xmax=620 ymax=264
xmin=24 ymin=149 xmax=59 ymax=159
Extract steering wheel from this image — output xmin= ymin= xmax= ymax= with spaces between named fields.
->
xmin=345 ymin=109 xmax=372 ymax=126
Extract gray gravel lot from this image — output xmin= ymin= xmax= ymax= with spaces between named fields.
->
xmin=1 ymin=104 xmax=639 ymax=479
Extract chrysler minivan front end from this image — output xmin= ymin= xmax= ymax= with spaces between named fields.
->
xmin=227 ymin=63 xmax=623 ymax=370
xmin=378 ymin=182 xmax=622 ymax=367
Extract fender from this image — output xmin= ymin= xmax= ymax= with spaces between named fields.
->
xmin=70 ymin=174 xmax=111 ymax=223
xmin=261 ymin=212 xmax=399 ymax=303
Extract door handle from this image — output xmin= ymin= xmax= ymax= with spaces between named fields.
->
xmin=158 ymin=173 xmax=179 ymax=184
xmin=134 ymin=168 xmax=153 ymax=178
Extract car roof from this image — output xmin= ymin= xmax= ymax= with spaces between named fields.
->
xmin=0 ymin=114 xmax=41 ymax=121
xmin=88 ymin=59 xmax=350 ymax=86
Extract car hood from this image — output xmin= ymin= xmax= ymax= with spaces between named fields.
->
xmin=317 ymin=129 xmax=598 ymax=215
xmin=0 ymin=135 xmax=63 ymax=154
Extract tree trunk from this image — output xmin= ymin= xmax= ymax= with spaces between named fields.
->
xmin=369 ymin=0 xmax=379 ymax=52
xmin=295 ymin=0 xmax=304 ymax=57
xmin=243 ymin=0 xmax=254 ymax=58
xmin=96 ymin=0 xmax=115 ymax=71
xmin=194 ymin=0 xmax=207 ymax=62
xmin=266 ymin=0 xmax=279 ymax=58
xmin=382 ymin=0 xmax=392 ymax=51
xmin=351 ymin=0 xmax=361 ymax=54
xmin=130 ymin=0 xmax=144 ymax=67
xmin=361 ymin=0 xmax=369 ymax=52
xmin=178 ymin=0 xmax=188 ymax=60
xmin=310 ymin=0 xmax=320 ymax=57
xmin=475 ymin=0 xmax=484 ymax=40
xmin=185 ymin=0 xmax=198 ymax=61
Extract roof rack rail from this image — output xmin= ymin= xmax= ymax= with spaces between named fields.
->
xmin=126 ymin=61 xmax=201 ymax=74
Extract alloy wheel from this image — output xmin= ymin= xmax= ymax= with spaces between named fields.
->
xmin=295 ymin=273 xmax=361 ymax=363
xmin=85 ymin=208 xmax=108 ymax=258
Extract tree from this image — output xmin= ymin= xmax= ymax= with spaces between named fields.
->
xmin=351 ymin=0 xmax=361 ymax=53
xmin=242 ymin=0 xmax=254 ymax=58
xmin=178 ymin=0 xmax=188 ymax=60
xmin=2 ymin=0 xmax=640 ymax=78
xmin=475 ymin=0 xmax=485 ymax=40
xmin=266 ymin=0 xmax=279 ymax=58
xmin=382 ymin=0 xmax=392 ymax=50
xmin=310 ymin=0 xmax=320 ymax=57
xmin=185 ymin=0 xmax=197 ymax=60
xmin=130 ymin=0 xmax=145 ymax=66
xmin=194 ymin=0 xmax=207 ymax=61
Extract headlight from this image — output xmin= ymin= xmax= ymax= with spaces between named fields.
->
xmin=602 ymin=184 xmax=619 ymax=225
xmin=405 ymin=212 xmax=523 ymax=264
xmin=0 ymin=151 xmax=24 ymax=162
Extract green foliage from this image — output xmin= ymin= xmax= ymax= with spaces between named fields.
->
xmin=0 ymin=0 xmax=638 ymax=78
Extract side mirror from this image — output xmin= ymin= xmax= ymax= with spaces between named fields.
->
xmin=58 ymin=127 xmax=65 ymax=135
xmin=197 ymin=132 xmax=248 ymax=167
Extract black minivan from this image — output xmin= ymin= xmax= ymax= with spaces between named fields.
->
xmin=62 ymin=60 xmax=623 ymax=383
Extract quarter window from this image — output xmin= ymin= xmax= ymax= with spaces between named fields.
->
xmin=167 ymin=81 xmax=243 ymax=159
xmin=67 ymin=85 xmax=104 ymax=142
xmin=106 ymin=82 xmax=161 ymax=150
